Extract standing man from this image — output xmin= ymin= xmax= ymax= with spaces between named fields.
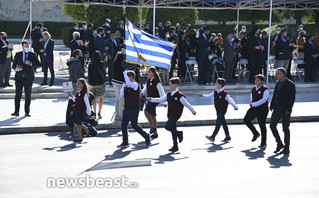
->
xmin=223 ymin=33 xmax=237 ymax=83
xmin=69 ymin=23 xmax=79 ymax=44
xmin=31 ymin=23 xmax=43 ymax=72
xmin=102 ymin=18 xmax=112 ymax=39
xmin=106 ymin=30 xmax=120 ymax=85
xmin=304 ymin=35 xmax=318 ymax=82
xmin=94 ymin=27 xmax=107 ymax=60
xmin=0 ymin=32 xmax=14 ymax=87
xmin=11 ymin=40 xmax=40 ymax=117
xmin=270 ymin=68 xmax=296 ymax=155
xmin=244 ymin=74 xmax=269 ymax=148
xmin=197 ymin=28 xmax=210 ymax=84
xmin=274 ymin=29 xmax=290 ymax=70
xmin=40 ymin=32 xmax=55 ymax=86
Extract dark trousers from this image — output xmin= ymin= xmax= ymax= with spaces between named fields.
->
xmin=42 ymin=57 xmax=55 ymax=85
xmin=305 ymin=60 xmax=316 ymax=82
xmin=270 ymin=108 xmax=291 ymax=149
xmin=198 ymin=56 xmax=209 ymax=83
xmin=14 ymin=79 xmax=33 ymax=114
xmin=0 ymin=58 xmax=11 ymax=86
xmin=244 ymin=107 xmax=268 ymax=145
xmin=165 ymin=117 xmax=179 ymax=146
xmin=224 ymin=57 xmax=235 ymax=83
xmin=212 ymin=112 xmax=230 ymax=138
xmin=121 ymin=108 xmax=148 ymax=144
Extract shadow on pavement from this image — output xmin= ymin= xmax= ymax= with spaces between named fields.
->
xmin=241 ymin=147 xmax=266 ymax=160
xmin=267 ymin=154 xmax=292 ymax=168
xmin=0 ymin=116 xmax=27 ymax=126
xmin=192 ymin=142 xmax=233 ymax=153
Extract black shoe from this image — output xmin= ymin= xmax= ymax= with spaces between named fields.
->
xmin=169 ymin=145 xmax=179 ymax=152
xmin=0 ymin=84 xmax=6 ymax=87
xmin=98 ymin=113 xmax=102 ymax=119
xmin=206 ymin=135 xmax=215 ymax=143
xmin=49 ymin=84 xmax=54 ymax=87
xmin=258 ymin=144 xmax=267 ymax=149
xmin=39 ymin=83 xmax=48 ymax=86
xmin=11 ymin=112 xmax=19 ymax=116
xmin=150 ymin=128 xmax=156 ymax=134
xmin=274 ymin=144 xmax=284 ymax=153
xmin=151 ymin=132 xmax=158 ymax=139
xmin=6 ymin=84 xmax=13 ymax=87
xmin=73 ymin=139 xmax=83 ymax=142
xmin=25 ymin=114 xmax=31 ymax=117
xmin=222 ymin=137 xmax=231 ymax=142
xmin=252 ymin=133 xmax=260 ymax=142
xmin=118 ymin=142 xmax=129 ymax=148
xmin=280 ymin=148 xmax=290 ymax=155
xmin=177 ymin=131 xmax=183 ymax=143
xmin=145 ymin=133 xmax=151 ymax=146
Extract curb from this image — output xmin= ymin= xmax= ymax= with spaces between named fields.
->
xmin=1 ymin=115 xmax=318 ymax=134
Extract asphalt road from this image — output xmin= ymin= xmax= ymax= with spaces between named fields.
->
xmin=0 ymin=122 xmax=319 ymax=198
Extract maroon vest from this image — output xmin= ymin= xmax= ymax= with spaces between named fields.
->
xmin=146 ymin=78 xmax=160 ymax=97
xmin=167 ymin=91 xmax=185 ymax=121
xmin=214 ymin=89 xmax=229 ymax=114
xmin=74 ymin=89 xmax=87 ymax=115
xmin=124 ymin=82 xmax=140 ymax=110
xmin=251 ymin=85 xmax=269 ymax=110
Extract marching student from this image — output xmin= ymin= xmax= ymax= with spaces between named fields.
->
xmin=199 ymin=78 xmax=238 ymax=143
xmin=148 ymin=77 xmax=196 ymax=152
xmin=244 ymin=74 xmax=270 ymax=149
xmin=141 ymin=66 xmax=166 ymax=139
xmin=68 ymin=78 xmax=91 ymax=142
xmin=118 ymin=70 xmax=151 ymax=148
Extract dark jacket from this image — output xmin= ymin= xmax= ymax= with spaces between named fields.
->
xmin=42 ymin=39 xmax=54 ymax=61
xmin=69 ymin=39 xmax=87 ymax=57
xmin=31 ymin=28 xmax=42 ymax=51
xmin=82 ymin=29 xmax=92 ymax=43
xmin=0 ymin=39 xmax=13 ymax=63
xmin=88 ymin=62 xmax=106 ymax=86
xmin=275 ymin=37 xmax=290 ymax=60
xmin=105 ymin=38 xmax=120 ymax=59
xmin=94 ymin=35 xmax=107 ymax=59
xmin=270 ymin=78 xmax=296 ymax=113
xmin=304 ymin=41 xmax=318 ymax=64
xmin=112 ymin=53 xmax=125 ymax=85
xmin=198 ymin=34 xmax=209 ymax=58
xmin=67 ymin=57 xmax=84 ymax=82
xmin=223 ymin=40 xmax=236 ymax=61
xmin=12 ymin=51 xmax=40 ymax=81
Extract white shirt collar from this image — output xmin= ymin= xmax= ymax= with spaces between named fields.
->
xmin=216 ymin=88 xmax=224 ymax=93
xmin=171 ymin=89 xmax=179 ymax=96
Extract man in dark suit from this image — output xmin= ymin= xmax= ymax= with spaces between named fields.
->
xmin=11 ymin=40 xmax=40 ymax=117
xmin=102 ymin=18 xmax=112 ymax=39
xmin=197 ymin=28 xmax=210 ymax=84
xmin=31 ymin=23 xmax=43 ymax=71
xmin=223 ymin=33 xmax=238 ymax=83
xmin=106 ymin=30 xmax=120 ymax=85
xmin=0 ymin=32 xmax=14 ymax=87
xmin=270 ymin=68 xmax=296 ymax=155
xmin=94 ymin=27 xmax=107 ymax=60
xmin=69 ymin=23 xmax=79 ymax=44
xmin=304 ymin=35 xmax=318 ymax=82
xmin=39 ymin=32 xmax=55 ymax=86
xmin=82 ymin=23 xmax=93 ymax=43
xmin=69 ymin=31 xmax=88 ymax=57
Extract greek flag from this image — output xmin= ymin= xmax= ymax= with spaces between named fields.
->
xmin=124 ymin=18 xmax=176 ymax=70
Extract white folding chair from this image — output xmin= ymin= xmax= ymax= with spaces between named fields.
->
xmin=293 ymin=57 xmax=305 ymax=82
xmin=58 ymin=52 xmax=70 ymax=74
xmin=211 ymin=58 xmax=224 ymax=82
xmin=267 ymin=57 xmax=276 ymax=82
xmin=237 ymin=58 xmax=249 ymax=83
xmin=185 ymin=59 xmax=198 ymax=82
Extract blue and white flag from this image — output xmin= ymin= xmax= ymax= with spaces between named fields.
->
xmin=124 ymin=18 xmax=176 ymax=70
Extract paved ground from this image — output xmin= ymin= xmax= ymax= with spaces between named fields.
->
xmin=0 ymin=122 xmax=319 ymax=198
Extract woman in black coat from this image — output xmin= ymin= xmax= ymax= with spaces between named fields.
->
xmin=88 ymin=51 xmax=106 ymax=119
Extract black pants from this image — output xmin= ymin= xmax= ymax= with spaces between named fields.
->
xmin=224 ymin=58 xmax=235 ymax=83
xmin=244 ymin=107 xmax=268 ymax=145
xmin=165 ymin=117 xmax=179 ymax=146
xmin=107 ymin=61 xmax=113 ymax=84
xmin=270 ymin=108 xmax=291 ymax=149
xmin=42 ymin=57 xmax=55 ymax=85
xmin=15 ymin=79 xmax=33 ymax=114
xmin=305 ymin=60 xmax=316 ymax=82
xmin=121 ymin=108 xmax=148 ymax=144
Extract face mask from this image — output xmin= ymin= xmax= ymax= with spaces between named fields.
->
xmin=110 ymin=36 xmax=116 ymax=40
xmin=231 ymin=38 xmax=235 ymax=42
xmin=263 ymin=35 xmax=267 ymax=39
xmin=300 ymin=27 xmax=303 ymax=30
xmin=75 ymin=36 xmax=80 ymax=40
xmin=284 ymin=36 xmax=287 ymax=40
xmin=103 ymin=33 xmax=106 ymax=37
xmin=242 ymin=29 xmax=246 ymax=33
xmin=83 ymin=25 xmax=87 ymax=29
xmin=166 ymin=34 xmax=170 ymax=38
xmin=93 ymin=31 xmax=97 ymax=34
xmin=24 ymin=47 xmax=30 ymax=53
xmin=2 ymin=37 xmax=7 ymax=40
xmin=277 ymin=31 xmax=280 ymax=34
xmin=75 ymin=27 xmax=79 ymax=30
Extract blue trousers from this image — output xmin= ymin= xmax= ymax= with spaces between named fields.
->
xmin=212 ymin=112 xmax=230 ymax=138
xmin=42 ymin=57 xmax=55 ymax=85
xmin=165 ymin=117 xmax=179 ymax=146
xmin=121 ymin=108 xmax=148 ymax=144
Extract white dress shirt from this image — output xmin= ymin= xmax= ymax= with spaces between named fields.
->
xmin=250 ymin=85 xmax=270 ymax=107
xmin=202 ymin=88 xmax=238 ymax=109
